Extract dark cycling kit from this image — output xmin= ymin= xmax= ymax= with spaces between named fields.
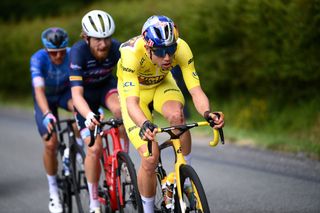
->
xmin=69 ymin=39 xmax=121 ymax=138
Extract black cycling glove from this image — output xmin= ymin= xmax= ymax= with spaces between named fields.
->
xmin=139 ymin=120 xmax=158 ymax=140
xmin=204 ymin=111 xmax=220 ymax=128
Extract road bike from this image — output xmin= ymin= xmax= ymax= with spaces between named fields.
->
xmin=46 ymin=116 xmax=86 ymax=213
xmin=146 ymin=121 xmax=224 ymax=212
xmin=87 ymin=118 xmax=143 ymax=212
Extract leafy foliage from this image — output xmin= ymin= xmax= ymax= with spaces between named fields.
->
xmin=0 ymin=0 xmax=97 ymax=22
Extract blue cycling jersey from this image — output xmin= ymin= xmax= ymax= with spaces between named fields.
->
xmin=69 ymin=39 xmax=121 ymax=87
xmin=30 ymin=48 xmax=71 ymax=96
xmin=30 ymin=48 xmax=72 ymax=137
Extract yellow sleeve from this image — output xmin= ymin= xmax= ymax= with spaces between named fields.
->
xmin=175 ymin=38 xmax=200 ymax=90
xmin=118 ymin=46 xmax=141 ymax=98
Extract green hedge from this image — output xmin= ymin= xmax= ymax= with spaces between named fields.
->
xmin=2 ymin=0 xmax=319 ymax=102
xmin=0 ymin=0 xmax=98 ymax=22
xmin=191 ymin=0 xmax=320 ymax=103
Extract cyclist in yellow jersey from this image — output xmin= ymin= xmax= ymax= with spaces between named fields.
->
xmin=117 ymin=15 xmax=224 ymax=212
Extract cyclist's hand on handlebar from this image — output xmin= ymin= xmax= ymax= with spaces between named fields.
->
xmin=85 ymin=111 xmax=101 ymax=130
xmin=139 ymin=120 xmax=158 ymax=141
xmin=204 ymin=111 xmax=225 ymax=129
xmin=42 ymin=111 xmax=56 ymax=133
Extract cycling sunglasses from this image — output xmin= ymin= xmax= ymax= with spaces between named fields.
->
xmin=47 ymin=49 xmax=66 ymax=57
xmin=151 ymin=44 xmax=177 ymax=58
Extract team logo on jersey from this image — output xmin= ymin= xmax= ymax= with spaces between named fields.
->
xmin=123 ymin=81 xmax=135 ymax=87
xmin=70 ymin=63 xmax=81 ymax=70
xmin=140 ymin=57 xmax=145 ymax=66
xmin=138 ymin=75 xmax=165 ymax=85
xmin=188 ymin=57 xmax=194 ymax=65
xmin=128 ymin=125 xmax=138 ymax=133
xmin=192 ymin=71 xmax=199 ymax=80
xmin=121 ymin=65 xmax=134 ymax=73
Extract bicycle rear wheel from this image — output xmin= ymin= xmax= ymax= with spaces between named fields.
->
xmin=70 ymin=144 xmax=89 ymax=213
xmin=178 ymin=164 xmax=210 ymax=213
xmin=116 ymin=151 xmax=143 ymax=212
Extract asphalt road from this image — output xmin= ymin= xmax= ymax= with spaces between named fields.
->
xmin=0 ymin=106 xmax=320 ymax=213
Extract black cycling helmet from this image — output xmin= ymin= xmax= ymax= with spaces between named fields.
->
xmin=41 ymin=27 xmax=68 ymax=50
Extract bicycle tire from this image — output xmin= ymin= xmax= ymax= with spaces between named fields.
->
xmin=178 ymin=164 xmax=210 ymax=213
xmin=57 ymin=144 xmax=73 ymax=213
xmin=116 ymin=151 xmax=143 ymax=213
xmin=62 ymin=178 xmax=73 ymax=213
xmin=70 ymin=144 xmax=89 ymax=213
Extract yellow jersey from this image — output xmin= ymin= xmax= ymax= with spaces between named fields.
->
xmin=117 ymin=36 xmax=200 ymax=97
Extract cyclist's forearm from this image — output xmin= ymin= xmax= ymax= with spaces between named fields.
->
xmin=189 ymin=86 xmax=211 ymax=116
xmin=71 ymin=86 xmax=92 ymax=118
xmin=126 ymin=96 xmax=148 ymax=127
xmin=34 ymin=86 xmax=50 ymax=115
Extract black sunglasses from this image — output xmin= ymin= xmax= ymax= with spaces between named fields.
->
xmin=151 ymin=44 xmax=177 ymax=57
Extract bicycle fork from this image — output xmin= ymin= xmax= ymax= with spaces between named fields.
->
xmin=158 ymin=139 xmax=188 ymax=212
xmin=171 ymin=138 xmax=188 ymax=212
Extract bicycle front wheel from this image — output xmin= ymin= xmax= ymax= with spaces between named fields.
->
xmin=57 ymin=150 xmax=73 ymax=213
xmin=178 ymin=164 xmax=210 ymax=213
xmin=70 ymin=144 xmax=89 ymax=213
xmin=116 ymin=151 xmax=143 ymax=213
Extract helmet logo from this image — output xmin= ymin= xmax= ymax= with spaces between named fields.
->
xmin=147 ymin=39 xmax=154 ymax=47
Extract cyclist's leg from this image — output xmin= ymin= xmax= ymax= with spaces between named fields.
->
xmin=74 ymin=98 xmax=102 ymax=212
xmin=34 ymin=97 xmax=62 ymax=212
xmin=118 ymin=83 xmax=158 ymax=212
xmin=75 ymin=110 xmax=102 ymax=211
xmin=153 ymin=75 xmax=192 ymax=157
xmin=154 ymin=76 xmax=195 ymax=202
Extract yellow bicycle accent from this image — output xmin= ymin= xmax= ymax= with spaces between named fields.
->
xmin=148 ymin=120 xmax=224 ymax=212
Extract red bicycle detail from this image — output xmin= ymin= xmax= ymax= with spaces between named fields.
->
xmin=90 ymin=118 xmax=143 ymax=212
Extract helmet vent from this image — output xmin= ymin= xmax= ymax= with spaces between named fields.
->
xmin=98 ymin=14 xmax=105 ymax=32
xmin=83 ymin=24 xmax=89 ymax=33
xmin=164 ymin=25 xmax=170 ymax=39
xmin=49 ymin=34 xmax=62 ymax=47
xmin=154 ymin=28 xmax=162 ymax=40
xmin=89 ymin=16 xmax=98 ymax=32
xmin=107 ymin=17 xmax=112 ymax=31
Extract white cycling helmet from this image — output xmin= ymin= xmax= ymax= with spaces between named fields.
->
xmin=81 ymin=10 xmax=115 ymax=38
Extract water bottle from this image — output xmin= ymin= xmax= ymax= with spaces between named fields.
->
xmin=161 ymin=172 xmax=175 ymax=209
xmin=62 ymin=148 xmax=70 ymax=176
